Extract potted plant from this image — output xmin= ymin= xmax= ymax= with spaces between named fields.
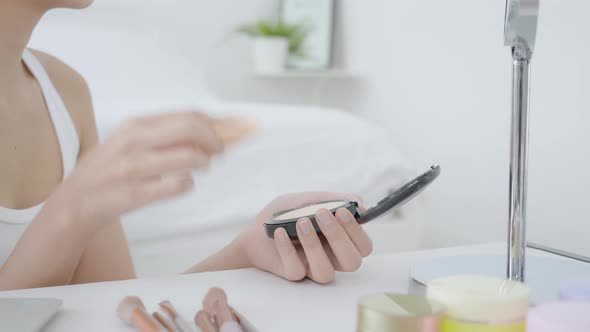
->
xmin=238 ymin=20 xmax=308 ymax=74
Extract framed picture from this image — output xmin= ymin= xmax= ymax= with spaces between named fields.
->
xmin=280 ymin=0 xmax=335 ymax=70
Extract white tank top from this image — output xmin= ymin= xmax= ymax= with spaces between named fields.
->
xmin=0 ymin=49 xmax=80 ymax=265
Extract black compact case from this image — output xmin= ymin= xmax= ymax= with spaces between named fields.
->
xmin=264 ymin=165 xmax=441 ymax=240
xmin=264 ymin=200 xmax=363 ymax=240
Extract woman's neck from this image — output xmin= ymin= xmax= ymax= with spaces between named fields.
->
xmin=0 ymin=2 xmax=45 ymax=88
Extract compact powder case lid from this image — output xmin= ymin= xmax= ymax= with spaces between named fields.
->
xmin=357 ymin=293 xmax=443 ymax=332
xmin=264 ymin=165 xmax=441 ymax=239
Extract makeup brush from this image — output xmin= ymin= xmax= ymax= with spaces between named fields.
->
xmin=213 ymin=116 xmax=258 ymax=147
xmin=229 ymin=309 xmax=257 ymax=332
xmin=159 ymin=301 xmax=194 ymax=332
xmin=203 ymin=288 xmax=244 ymax=332
xmin=152 ymin=312 xmax=177 ymax=332
xmin=195 ymin=310 xmax=217 ymax=332
xmin=117 ymin=296 xmax=164 ymax=332
xmin=202 ymin=288 xmax=236 ymax=326
xmin=196 ymin=312 xmax=244 ymax=332
xmin=198 ymin=114 xmax=259 ymax=147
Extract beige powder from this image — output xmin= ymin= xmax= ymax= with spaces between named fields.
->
xmin=274 ymin=201 xmax=347 ymax=221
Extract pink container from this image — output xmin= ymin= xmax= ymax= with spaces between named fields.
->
xmin=558 ymin=279 xmax=590 ymax=301
xmin=527 ymin=302 xmax=590 ymax=332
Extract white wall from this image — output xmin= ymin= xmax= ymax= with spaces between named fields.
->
xmin=336 ymin=0 xmax=590 ymax=255
xmin=40 ymin=0 xmax=590 ymax=256
xmin=337 ymin=1 xmax=513 ymax=249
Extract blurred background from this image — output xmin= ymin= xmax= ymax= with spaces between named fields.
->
xmin=28 ymin=0 xmax=590 ymax=275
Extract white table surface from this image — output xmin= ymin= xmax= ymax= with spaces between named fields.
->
xmin=0 ymin=243 xmax=562 ymax=332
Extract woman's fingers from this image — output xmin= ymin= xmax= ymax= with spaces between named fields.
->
xmin=122 ymin=173 xmax=194 ymax=211
xmin=274 ymin=228 xmax=306 ymax=281
xmin=90 ymin=173 xmax=194 ymax=219
xmin=117 ymin=113 xmax=223 ymax=155
xmin=122 ymin=147 xmax=210 ymax=180
xmin=57 ymin=111 xmax=228 ymax=228
xmin=315 ymin=209 xmax=362 ymax=272
xmin=296 ymin=218 xmax=335 ymax=284
xmin=335 ymin=208 xmax=373 ymax=258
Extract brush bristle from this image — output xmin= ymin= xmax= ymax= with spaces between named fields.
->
xmin=203 ymin=287 xmax=228 ymax=311
xmin=117 ymin=296 xmax=146 ymax=323
xmin=158 ymin=301 xmax=177 ymax=319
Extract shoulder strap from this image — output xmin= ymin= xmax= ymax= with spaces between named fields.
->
xmin=22 ymin=49 xmax=80 ymax=176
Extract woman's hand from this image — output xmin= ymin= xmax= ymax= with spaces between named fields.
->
xmin=48 ymin=112 xmax=223 ymax=233
xmin=236 ymin=192 xmax=374 ymax=284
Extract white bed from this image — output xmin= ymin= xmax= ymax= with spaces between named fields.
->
xmin=28 ymin=3 xmax=426 ymax=277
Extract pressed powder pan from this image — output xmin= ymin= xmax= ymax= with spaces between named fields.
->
xmin=265 ymin=165 xmax=441 ymax=240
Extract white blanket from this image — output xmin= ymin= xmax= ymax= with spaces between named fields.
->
xmin=119 ymin=101 xmax=413 ymax=241
xmin=117 ymin=101 xmax=423 ymax=276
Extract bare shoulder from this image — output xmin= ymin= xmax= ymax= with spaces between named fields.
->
xmin=29 ymin=49 xmax=98 ymax=150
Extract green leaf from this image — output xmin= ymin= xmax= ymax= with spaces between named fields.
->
xmin=235 ymin=19 xmax=311 ymax=56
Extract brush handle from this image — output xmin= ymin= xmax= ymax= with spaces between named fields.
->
xmin=220 ymin=321 xmax=244 ymax=332
xmin=231 ymin=309 xmax=258 ymax=332
xmin=131 ymin=309 xmax=164 ymax=332
xmin=152 ymin=312 xmax=176 ymax=332
xmin=174 ymin=317 xmax=195 ymax=332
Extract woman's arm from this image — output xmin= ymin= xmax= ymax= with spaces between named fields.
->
xmin=71 ymin=221 xmax=135 ymax=284
xmin=0 ymin=52 xmax=133 ymax=290
xmin=0 ymin=194 xmax=134 ymax=290
xmin=0 ymin=198 xmax=97 ymax=290
xmin=185 ymin=241 xmax=250 ymax=274
xmin=35 ymin=51 xmax=136 ymax=284
xmin=186 ymin=192 xmax=373 ymax=284
xmin=0 ymin=52 xmax=220 ymax=290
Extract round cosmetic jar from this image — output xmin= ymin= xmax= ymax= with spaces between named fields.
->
xmin=558 ymin=279 xmax=590 ymax=302
xmin=357 ymin=293 xmax=443 ymax=332
xmin=527 ymin=302 xmax=590 ymax=332
xmin=426 ymin=275 xmax=531 ymax=332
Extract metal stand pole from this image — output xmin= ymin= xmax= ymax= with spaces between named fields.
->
xmin=508 ymin=57 xmax=530 ymax=282
xmin=504 ymin=0 xmax=538 ymax=282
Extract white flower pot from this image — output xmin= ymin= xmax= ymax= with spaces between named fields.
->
xmin=252 ymin=37 xmax=288 ymax=74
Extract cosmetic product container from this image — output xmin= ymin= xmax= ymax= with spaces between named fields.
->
xmin=356 ymin=293 xmax=443 ymax=332
xmin=527 ymin=302 xmax=590 ymax=332
xmin=427 ymin=275 xmax=531 ymax=332
xmin=558 ymin=279 xmax=590 ymax=302
xmin=265 ymin=166 xmax=440 ymax=240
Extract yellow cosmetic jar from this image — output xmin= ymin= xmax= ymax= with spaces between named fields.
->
xmin=357 ymin=293 xmax=444 ymax=332
xmin=426 ymin=275 xmax=531 ymax=332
